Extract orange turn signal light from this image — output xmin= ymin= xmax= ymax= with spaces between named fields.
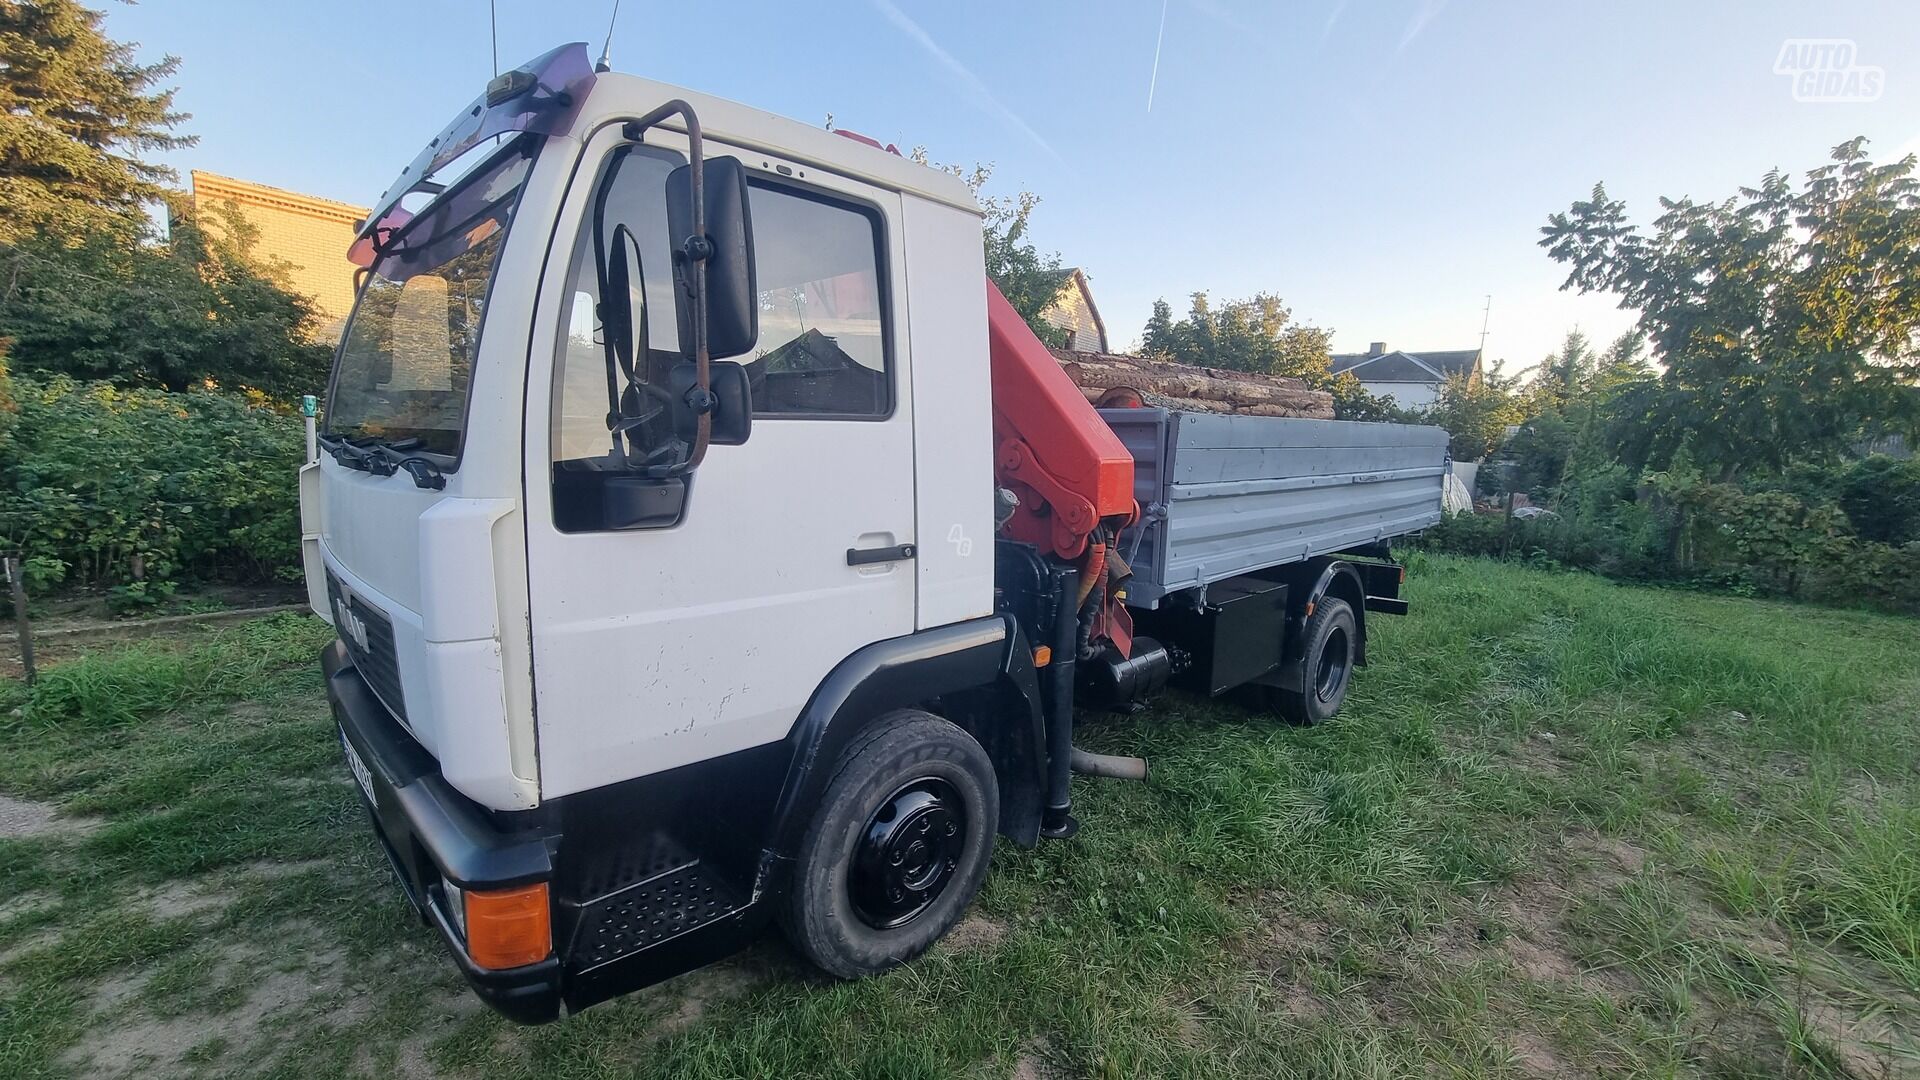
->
xmin=463 ymin=882 xmax=552 ymax=970
xmin=1033 ymin=645 xmax=1053 ymax=667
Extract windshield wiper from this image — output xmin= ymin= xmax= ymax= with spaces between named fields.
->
xmin=396 ymin=456 xmax=447 ymax=491
xmin=325 ymin=436 xmax=445 ymax=489
xmin=327 ymin=438 xmax=387 ymax=475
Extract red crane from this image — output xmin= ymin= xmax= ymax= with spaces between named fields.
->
xmin=986 ymin=279 xmax=1139 ymax=655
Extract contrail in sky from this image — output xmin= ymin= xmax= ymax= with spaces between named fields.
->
xmin=1397 ymin=0 xmax=1448 ymax=55
xmin=1147 ymin=0 xmax=1170 ymax=112
xmin=869 ymin=0 xmax=1061 ymax=162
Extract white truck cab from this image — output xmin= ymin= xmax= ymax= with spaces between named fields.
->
xmin=313 ymin=43 xmax=1438 ymax=1022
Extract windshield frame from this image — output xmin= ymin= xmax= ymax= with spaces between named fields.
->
xmin=323 ymin=133 xmax=540 ymax=472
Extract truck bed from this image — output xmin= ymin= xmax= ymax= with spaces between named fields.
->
xmin=1100 ymin=409 xmax=1449 ymax=606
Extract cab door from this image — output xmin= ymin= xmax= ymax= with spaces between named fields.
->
xmin=522 ymin=132 xmax=917 ymax=800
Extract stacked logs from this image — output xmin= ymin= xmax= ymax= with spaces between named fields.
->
xmin=1051 ymin=349 xmax=1335 ymax=420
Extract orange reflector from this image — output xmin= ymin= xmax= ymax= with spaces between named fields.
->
xmin=1033 ymin=645 xmax=1053 ymax=667
xmin=463 ymin=882 xmax=551 ymax=970
xmin=1304 ymin=600 xmax=1316 ymax=618
xmin=1398 ymin=566 xmax=1407 ymax=584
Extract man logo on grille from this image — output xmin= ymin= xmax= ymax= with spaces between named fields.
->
xmin=336 ymin=596 xmax=370 ymax=652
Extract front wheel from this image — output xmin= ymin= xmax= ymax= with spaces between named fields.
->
xmin=779 ymin=710 xmax=998 ymax=978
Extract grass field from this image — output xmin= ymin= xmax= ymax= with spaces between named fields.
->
xmin=1 ymin=554 xmax=1916 ymax=1079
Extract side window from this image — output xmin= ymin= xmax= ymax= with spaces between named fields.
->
xmin=550 ymin=146 xmax=683 ymax=465
xmin=550 ymin=153 xmax=892 ymax=479
xmin=743 ymin=183 xmax=890 ymax=418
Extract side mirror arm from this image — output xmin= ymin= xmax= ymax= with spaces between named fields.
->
xmin=622 ymin=103 xmax=713 ymax=473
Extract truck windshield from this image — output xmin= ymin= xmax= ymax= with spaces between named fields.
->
xmin=325 ymin=138 xmax=535 ymax=460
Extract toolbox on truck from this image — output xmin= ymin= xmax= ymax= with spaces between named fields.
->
xmin=1101 ymin=409 xmax=1449 ymax=606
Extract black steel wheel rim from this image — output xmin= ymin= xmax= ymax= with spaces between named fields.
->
xmin=849 ymin=777 xmax=967 ymax=930
xmin=1315 ymin=626 xmax=1351 ymax=702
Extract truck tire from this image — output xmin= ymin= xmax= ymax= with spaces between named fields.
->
xmin=1259 ymin=596 xmax=1357 ymax=726
xmin=779 ymin=710 xmax=998 ymax=979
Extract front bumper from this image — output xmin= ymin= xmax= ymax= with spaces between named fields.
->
xmin=322 ymin=640 xmax=563 ymax=1023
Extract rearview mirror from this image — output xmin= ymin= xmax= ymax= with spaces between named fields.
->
xmin=667 ymin=156 xmax=757 ymax=360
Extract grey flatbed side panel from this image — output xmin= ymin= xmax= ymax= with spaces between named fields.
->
xmin=1101 ymin=410 xmax=1448 ymax=606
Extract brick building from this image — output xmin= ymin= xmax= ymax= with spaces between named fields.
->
xmin=189 ymin=171 xmax=368 ymax=340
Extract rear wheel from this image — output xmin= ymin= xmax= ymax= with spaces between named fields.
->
xmin=779 ymin=710 xmax=997 ymax=978
xmin=1250 ymin=596 xmax=1356 ymax=726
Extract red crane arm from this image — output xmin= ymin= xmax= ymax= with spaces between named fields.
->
xmin=986 ymin=278 xmax=1136 ymax=560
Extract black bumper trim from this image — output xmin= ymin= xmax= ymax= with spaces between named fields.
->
xmin=323 ymin=640 xmax=563 ymax=1023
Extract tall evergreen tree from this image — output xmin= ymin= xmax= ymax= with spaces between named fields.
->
xmin=0 ymin=0 xmax=193 ymax=242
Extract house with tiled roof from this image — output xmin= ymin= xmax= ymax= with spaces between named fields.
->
xmin=1328 ymin=342 xmax=1482 ymax=409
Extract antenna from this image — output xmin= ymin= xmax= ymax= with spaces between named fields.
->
xmin=1478 ymin=294 xmax=1492 ymax=353
xmin=490 ymin=0 xmax=499 ymax=77
xmin=596 ymin=0 xmax=624 ymax=73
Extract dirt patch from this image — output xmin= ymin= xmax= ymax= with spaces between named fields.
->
xmin=0 ymin=890 xmax=59 ymax=924
xmin=941 ymin=913 xmax=1010 ymax=954
xmin=130 ymin=880 xmax=228 ymax=921
xmin=0 ymin=793 xmax=98 ymax=839
xmin=1569 ymin=831 xmax=1648 ymax=876
xmin=0 ymin=928 xmax=61 ymax=970
xmin=60 ymin=923 xmax=367 ymax=1079
xmin=1508 ymin=1031 xmax=1574 ymax=1078
xmin=1244 ymin=906 xmax=1340 ymax=1020
xmin=1010 ymin=1056 xmax=1048 ymax=1080
xmin=650 ymin=954 xmax=769 ymax=1036
xmin=1504 ymin=931 xmax=1582 ymax=984
xmin=1798 ymin=999 xmax=1908 ymax=1079
xmin=1271 ymin=976 xmax=1331 ymax=1021
xmin=233 ymin=857 xmax=332 ymax=881
xmin=1009 ymin=1037 xmax=1057 ymax=1080
xmin=1510 ymin=734 xmax=1569 ymax=776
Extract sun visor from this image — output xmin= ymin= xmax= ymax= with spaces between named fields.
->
xmin=353 ymin=42 xmax=595 ymax=251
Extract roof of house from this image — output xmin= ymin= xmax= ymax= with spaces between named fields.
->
xmin=1328 ymin=347 xmax=1481 ymax=383
xmin=189 ymin=170 xmax=368 ymax=226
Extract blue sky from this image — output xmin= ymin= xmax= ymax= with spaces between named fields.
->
xmin=106 ymin=1 xmax=1920 ymax=375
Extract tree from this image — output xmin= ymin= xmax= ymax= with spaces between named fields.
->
xmin=905 ymin=149 xmax=1066 ymax=345
xmin=1540 ymin=138 xmax=1920 ymax=478
xmin=1524 ymin=329 xmax=1594 ymax=413
xmin=1424 ymin=370 xmax=1524 ymax=460
xmin=0 ymin=0 xmax=193 ymax=242
xmin=1138 ymin=289 xmax=1398 ymax=420
xmin=0 ymin=198 xmax=332 ymax=401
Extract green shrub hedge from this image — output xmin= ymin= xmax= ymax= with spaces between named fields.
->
xmin=0 ymin=372 xmax=303 ymax=606
xmin=1417 ymin=484 xmax=1920 ymax=615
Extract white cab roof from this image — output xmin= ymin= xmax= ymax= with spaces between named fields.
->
xmin=581 ymin=73 xmax=982 ymax=216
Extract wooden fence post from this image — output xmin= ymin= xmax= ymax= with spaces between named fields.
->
xmin=6 ymin=555 xmax=35 ymax=685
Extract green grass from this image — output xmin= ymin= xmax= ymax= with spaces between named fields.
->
xmin=1 ymin=557 xmax=1917 ymax=1078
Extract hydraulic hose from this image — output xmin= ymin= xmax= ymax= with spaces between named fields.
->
xmin=1075 ymin=542 xmax=1108 ymax=609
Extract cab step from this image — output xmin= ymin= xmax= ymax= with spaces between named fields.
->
xmin=567 ymin=860 xmax=747 ymax=972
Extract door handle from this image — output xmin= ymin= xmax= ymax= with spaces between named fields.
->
xmin=847 ymin=543 xmax=915 ymax=566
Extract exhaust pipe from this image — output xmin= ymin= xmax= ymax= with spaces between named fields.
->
xmin=1070 ymin=747 xmax=1148 ymax=781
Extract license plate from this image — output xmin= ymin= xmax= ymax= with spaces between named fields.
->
xmin=340 ymin=730 xmax=377 ymax=808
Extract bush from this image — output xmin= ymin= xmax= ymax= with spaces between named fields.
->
xmin=1423 ymin=466 xmax=1920 ymax=614
xmin=0 ymin=373 xmax=304 ymax=597
xmin=1837 ymin=455 xmax=1920 ymax=545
